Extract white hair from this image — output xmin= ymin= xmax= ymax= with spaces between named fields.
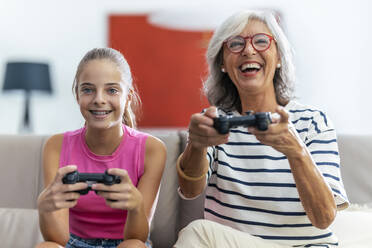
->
xmin=203 ymin=10 xmax=295 ymax=112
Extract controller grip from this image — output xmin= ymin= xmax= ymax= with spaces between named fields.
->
xmin=257 ymin=121 xmax=269 ymax=131
xmin=256 ymin=113 xmax=271 ymax=131
xmin=213 ymin=117 xmax=230 ymax=134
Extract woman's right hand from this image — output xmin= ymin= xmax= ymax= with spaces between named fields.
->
xmin=37 ymin=165 xmax=88 ymax=213
xmin=188 ymin=106 xmax=229 ymax=148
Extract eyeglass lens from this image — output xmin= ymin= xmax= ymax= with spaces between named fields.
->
xmin=227 ymin=34 xmax=271 ymax=53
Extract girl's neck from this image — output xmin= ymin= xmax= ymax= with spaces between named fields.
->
xmin=84 ymin=124 xmax=124 ymax=155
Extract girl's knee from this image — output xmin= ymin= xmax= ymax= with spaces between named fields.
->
xmin=117 ymin=239 xmax=146 ymax=248
xmin=34 ymin=241 xmax=64 ymax=248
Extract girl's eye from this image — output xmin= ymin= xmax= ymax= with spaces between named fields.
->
xmin=81 ymin=88 xmax=93 ymax=94
xmin=108 ymin=88 xmax=119 ymax=94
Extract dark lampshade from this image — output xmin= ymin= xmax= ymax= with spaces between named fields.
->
xmin=3 ymin=62 xmax=52 ymax=93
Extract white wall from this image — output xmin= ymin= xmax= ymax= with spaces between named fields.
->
xmin=0 ymin=0 xmax=370 ymax=135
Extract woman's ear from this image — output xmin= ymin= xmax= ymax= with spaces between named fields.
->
xmin=276 ymin=57 xmax=281 ymax=69
xmin=221 ymin=63 xmax=226 ymax=73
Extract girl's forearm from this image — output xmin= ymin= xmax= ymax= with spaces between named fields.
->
xmin=38 ymin=210 xmax=70 ymax=245
xmin=123 ymin=204 xmax=149 ymax=242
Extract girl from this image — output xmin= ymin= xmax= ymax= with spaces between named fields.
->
xmin=36 ymin=48 xmax=166 ymax=248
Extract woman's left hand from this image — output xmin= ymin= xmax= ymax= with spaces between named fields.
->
xmin=92 ymin=168 xmax=143 ymax=212
xmin=248 ymin=106 xmax=305 ymax=157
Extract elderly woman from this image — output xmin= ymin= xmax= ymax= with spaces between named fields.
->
xmin=174 ymin=10 xmax=349 ymax=248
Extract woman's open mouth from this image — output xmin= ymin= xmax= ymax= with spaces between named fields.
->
xmin=239 ymin=63 xmax=262 ymax=76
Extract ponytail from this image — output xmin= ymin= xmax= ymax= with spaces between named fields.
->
xmin=122 ymin=87 xmax=141 ymax=128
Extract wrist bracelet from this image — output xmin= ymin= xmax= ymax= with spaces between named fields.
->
xmin=176 ymin=154 xmax=208 ymax=181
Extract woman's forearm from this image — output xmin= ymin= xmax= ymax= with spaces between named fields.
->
xmin=287 ymin=147 xmax=336 ymax=229
xmin=177 ymin=143 xmax=209 ymax=198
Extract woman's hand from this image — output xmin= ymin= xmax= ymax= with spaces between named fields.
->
xmin=248 ymin=106 xmax=305 ymax=157
xmin=93 ymin=168 xmax=143 ymax=212
xmin=37 ymin=165 xmax=88 ymax=213
xmin=188 ymin=106 xmax=229 ymax=148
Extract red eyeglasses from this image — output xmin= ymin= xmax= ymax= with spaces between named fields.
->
xmin=224 ymin=33 xmax=275 ymax=53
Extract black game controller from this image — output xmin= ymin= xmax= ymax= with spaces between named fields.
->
xmin=213 ymin=111 xmax=272 ymax=134
xmin=62 ymin=170 xmax=121 ymax=195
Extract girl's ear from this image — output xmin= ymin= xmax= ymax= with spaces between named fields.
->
xmin=124 ymin=88 xmax=133 ymax=110
xmin=74 ymin=83 xmax=80 ymax=102
xmin=127 ymin=88 xmax=133 ymax=102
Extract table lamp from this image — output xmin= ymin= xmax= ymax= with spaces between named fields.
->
xmin=2 ymin=62 xmax=52 ymax=132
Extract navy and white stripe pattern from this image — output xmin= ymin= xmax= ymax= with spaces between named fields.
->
xmin=205 ymin=101 xmax=348 ymax=247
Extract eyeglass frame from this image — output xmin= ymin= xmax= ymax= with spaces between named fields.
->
xmin=223 ymin=33 xmax=276 ymax=54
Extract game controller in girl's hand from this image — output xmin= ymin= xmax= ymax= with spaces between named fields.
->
xmin=62 ymin=170 xmax=121 ymax=195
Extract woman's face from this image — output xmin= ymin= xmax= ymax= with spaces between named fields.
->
xmin=222 ymin=19 xmax=280 ymax=96
xmin=77 ymin=59 xmax=129 ymax=130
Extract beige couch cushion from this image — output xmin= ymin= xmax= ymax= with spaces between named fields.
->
xmin=142 ymin=129 xmax=184 ymax=248
xmin=0 ymin=135 xmax=48 ymax=209
xmin=331 ymin=204 xmax=372 ymax=247
xmin=338 ymin=135 xmax=372 ymax=204
xmin=0 ymin=208 xmax=43 ymax=247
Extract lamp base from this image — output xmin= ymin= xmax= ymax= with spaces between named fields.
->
xmin=19 ymin=123 xmax=32 ymax=134
xmin=19 ymin=92 xmax=32 ymax=133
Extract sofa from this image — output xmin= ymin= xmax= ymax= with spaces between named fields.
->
xmin=0 ymin=130 xmax=371 ymax=248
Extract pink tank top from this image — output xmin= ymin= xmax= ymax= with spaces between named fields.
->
xmin=59 ymin=124 xmax=148 ymax=239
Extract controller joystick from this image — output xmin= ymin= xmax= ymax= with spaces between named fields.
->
xmin=62 ymin=170 xmax=121 ymax=195
xmin=213 ymin=111 xmax=272 ymax=134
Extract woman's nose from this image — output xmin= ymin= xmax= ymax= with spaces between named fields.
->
xmin=242 ymin=40 xmax=256 ymax=56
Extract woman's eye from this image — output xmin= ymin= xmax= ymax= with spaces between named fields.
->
xmin=255 ymin=39 xmax=268 ymax=44
xmin=229 ymin=40 xmax=244 ymax=48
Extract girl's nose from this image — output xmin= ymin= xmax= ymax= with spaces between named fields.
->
xmin=93 ymin=91 xmax=106 ymax=105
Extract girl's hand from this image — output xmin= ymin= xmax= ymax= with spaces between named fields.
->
xmin=93 ymin=168 xmax=143 ymax=212
xmin=248 ymin=106 xmax=305 ymax=157
xmin=188 ymin=106 xmax=229 ymax=148
xmin=37 ymin=165 xmax=88 ymax=213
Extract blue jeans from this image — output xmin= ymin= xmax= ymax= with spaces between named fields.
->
xmin=66 ymin=233 xmax=152 ymax=248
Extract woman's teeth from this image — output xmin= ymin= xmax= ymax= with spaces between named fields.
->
xmin=240 ymin=63 xmax=261 ymax=72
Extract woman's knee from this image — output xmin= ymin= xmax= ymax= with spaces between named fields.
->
xmin=181 ymin=219 xmax=214 ymax=234
xmin=34 ymin=241 xmax=64 ymax=248
xmin=117 ymin=239 xmax=146 ymax=248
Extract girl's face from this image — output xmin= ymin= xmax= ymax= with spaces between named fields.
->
xmin=77 ymin=59 xmax=129 ymax=130
xmin=222 ymin=19 xmax=280 ymax=96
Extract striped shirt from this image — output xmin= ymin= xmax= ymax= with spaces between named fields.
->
xmin=205 ymin=101 xmax=349 ymax=247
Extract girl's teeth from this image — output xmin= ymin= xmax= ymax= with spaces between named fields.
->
xmin=92 ymin=111 xmax=109 ymax=115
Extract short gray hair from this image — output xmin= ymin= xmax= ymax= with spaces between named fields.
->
xmin=203 ymin=10 xmax=295 ymax=112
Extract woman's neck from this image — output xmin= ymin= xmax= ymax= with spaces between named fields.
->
xmin=85 ymin=124 xmax=124 ymax=155
xmin=239 ymin=85 xmax=279 ymax=114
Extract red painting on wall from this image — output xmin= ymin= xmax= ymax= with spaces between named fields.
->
xmin=109 ymin=15 xmax=212 ymax=127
